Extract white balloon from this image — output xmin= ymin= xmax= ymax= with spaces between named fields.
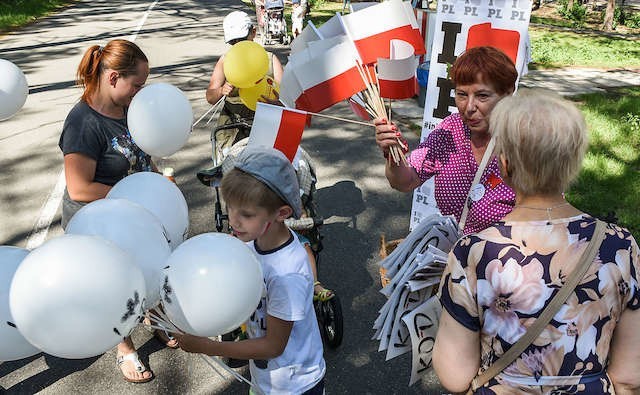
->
xmin=106 ymin=172 xmax=189 ymax=250
xmin=0 ymin=246 xmax=41 ymax=361
xmin=66 ymin=198 xmax=172 ymax=309
xmin=9 ymin=235 xmax=146 ymax=359
xmin=127 ymin=82 xmax=193 ymax=158
xmin=0 ymin=59 xmax=29 ymax=121
xmin=161 ymin=233 xmax=263 ymax=337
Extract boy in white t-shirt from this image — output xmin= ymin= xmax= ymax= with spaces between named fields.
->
xmin=176 ymin=146 xmax=326 ymax=394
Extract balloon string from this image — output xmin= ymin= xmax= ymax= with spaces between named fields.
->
xmin=192 ymin=96 xmax=225 ymax=128
xmin=147 ymin=314 xmax=178 ymax=332
xmin=206 ymin=96 xmax=225 ymax=125
xmin=146 ymin=311 xmax=183 ymax=334
xmin=144 ymin=323 xmax=182 ymax=334
xmin=199 ymin=354 xmax=264 ymax=394
xmin=151 ymin=306 xmax=175 ymax=326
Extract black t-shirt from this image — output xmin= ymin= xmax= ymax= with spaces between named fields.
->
xmin=59 ymin=101 xmax=153 ymax=185
xmin=58 ymin=101 xmax=153 ymax=228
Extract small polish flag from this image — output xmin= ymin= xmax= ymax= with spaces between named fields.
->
xmin=316 ymin=13 xmax=345 ymax=39
xmin=290 ymin=21 xmax=322 ymax=54
xmin=293 ymin=40 xmax=367 ymax=113
xmin=280 ymin=57 xmax=309 ymax=109
xmin=412 ymin=7 xmax=437 ymax=63
xmin=340 ymin=0 xmax=426 ymax=65
xmin=377 ymin=40 xmax=418 ymax=99
xmin=347 ymin=94 xmax=372 ymax=121
xmin=248 ymin=103 xmax=308 ymax=162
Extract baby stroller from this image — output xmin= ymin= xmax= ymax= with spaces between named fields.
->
xmin=197 ymin=122 xmax=343 ymax=349
xmin=255 ymin=0 xmax=291 ymax=45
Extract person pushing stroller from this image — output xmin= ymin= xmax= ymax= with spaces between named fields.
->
xmin=205 ymin=11 xmax=284 ymax=163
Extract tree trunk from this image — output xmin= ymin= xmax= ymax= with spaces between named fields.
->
xmin=602 ymin=0 xmax=615 ymax=31
xmin=532 ymin=0 xmax=541 ymax=10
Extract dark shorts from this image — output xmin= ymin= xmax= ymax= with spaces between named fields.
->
xmin=61 ymin=188 xmax=86 ymax=230
xmin=302 ymin=378 xmax=325 ymax=395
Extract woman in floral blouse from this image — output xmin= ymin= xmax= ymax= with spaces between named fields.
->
xmin=432 ymin=90 xmax=640 ymax=394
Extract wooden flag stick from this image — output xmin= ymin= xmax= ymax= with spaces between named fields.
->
xmin=307 ymin=111 xmax=373 ymax=126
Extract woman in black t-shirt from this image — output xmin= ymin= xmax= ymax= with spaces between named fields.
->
xmin=58 ymin=39 xmax=154 ymax=383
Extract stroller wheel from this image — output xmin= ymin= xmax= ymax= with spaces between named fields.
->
xmin=315 ymin=294 xmax=343 ymax=348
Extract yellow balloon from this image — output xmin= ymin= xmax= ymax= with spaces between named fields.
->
xmin=224 ymin=41 xmax=269 ymax=88
xmin=239 ymin=76 xmax=279 ymax=111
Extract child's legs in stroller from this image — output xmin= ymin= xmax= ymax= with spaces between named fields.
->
xmin=214 ymin=113 xmax=240 ymax=165
xmin=214 ymin=105 xmax=253 ymax=165
xmin=297 ymin=232 xmax=334 ymax=301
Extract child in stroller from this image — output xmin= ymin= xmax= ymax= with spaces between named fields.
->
xmin=255 ymin=0 xmax=291 ymax=45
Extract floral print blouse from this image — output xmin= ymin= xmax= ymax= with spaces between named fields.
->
xmin=440 ymin=214 xmax=640 ymax=394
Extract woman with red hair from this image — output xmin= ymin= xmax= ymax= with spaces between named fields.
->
xmin=375 ymin=46 xmax=518 ymax=234
xmin=58 ymin=39 xmax=154 ymax=383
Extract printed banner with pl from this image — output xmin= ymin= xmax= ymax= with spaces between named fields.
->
xmin=409 ymin=0 xmax=532 ymax=230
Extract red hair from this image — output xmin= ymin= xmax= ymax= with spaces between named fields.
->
xmin=76 ymin=39 xmax=148 ymax=104
xmin=450 ymin=46 xmax=517 ymax=95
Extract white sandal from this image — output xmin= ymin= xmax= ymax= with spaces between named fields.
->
xmin=116 ymin=352 xmax=153 ymax=383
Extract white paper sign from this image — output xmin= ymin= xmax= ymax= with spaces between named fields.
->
xmin=402 ymin=295 xmax=442 ymax=385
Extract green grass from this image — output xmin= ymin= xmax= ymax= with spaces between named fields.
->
xmin=567 ymin=87 xmax=640 ymax=234
xmin=307 ymin=0 xmax=343 ymax=25
xmin=0 ymin=0 xmax=73 ymax=32
xmin=529 ymin=27 xmax=640 ymax=69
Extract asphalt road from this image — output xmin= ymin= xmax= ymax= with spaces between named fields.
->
xmin=0 ymin=0 xmax=444 ymax=393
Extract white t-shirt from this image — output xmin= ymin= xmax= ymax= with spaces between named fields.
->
xmin=246 ymin=231 xmax=326 ymax=394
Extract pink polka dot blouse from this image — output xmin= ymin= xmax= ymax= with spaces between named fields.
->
xmin=407 ymin=113 xmax=515 ymax=235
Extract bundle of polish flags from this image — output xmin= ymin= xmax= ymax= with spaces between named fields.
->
xmin=248 ymin=0 xmax=427 ymax=163
xmin=280 ymin=0 xmax=426 ymax=117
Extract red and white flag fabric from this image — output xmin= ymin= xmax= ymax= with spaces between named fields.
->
xmin=292 ymin=39 xmax=367 ymax=113
xmin=412 ymin=8 xmax=437 ymax=63
xmin=290 ymin=21 xmax=321 ymax=54
xmin=347 ymin=94 xmax=372 ymax=121
xmin=349 ymin=2 xmax=378 ymax=12
xmin=248 ymin=103 xmax=308 ymax=162
xmin=280 ymin=47 xmax=312 ymax=109
xmin=377 ymin=40 xmax=418 ymax=99
xmin=340 ymin=0 xmax=426 ymax=65
xmin=316 ymin=13 xmax=345 ymax=39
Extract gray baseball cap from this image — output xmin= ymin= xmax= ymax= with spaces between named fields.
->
xmin=233 ymin=146 xmax=302 ymax=219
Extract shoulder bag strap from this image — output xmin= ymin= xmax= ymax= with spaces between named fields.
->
xmin=458 ymin=136 xmax=496 ymax=232
xmin=469 ymin=219 xmax=607 ymax=392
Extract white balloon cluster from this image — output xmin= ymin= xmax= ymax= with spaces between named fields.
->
xmin=3 ymin=172 xmax=263 ymax=360
xmin=10 ymin=235 xmax=147 ymax=359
